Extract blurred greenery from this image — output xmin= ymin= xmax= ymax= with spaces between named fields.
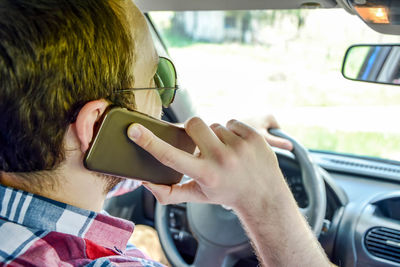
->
xmin=161 ymin=30 xmax=199 ymax=48
xmin=169 ymin=44 xmax=400 ymax=107
xmin=285 ymin=126 xmax=400 ymax=161
xmin=151 ymin=9 xmax=400 ymax=161
xmin=250 ymin=9 xmax=307 ymax=29
xmin=343 ymin=46 xmax=370 ymax=79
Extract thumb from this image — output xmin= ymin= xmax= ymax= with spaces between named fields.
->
xmin=142 ymin=183 xmax=173 ymax=205
xmin=143 ymin=180 xmax=209 ymax=205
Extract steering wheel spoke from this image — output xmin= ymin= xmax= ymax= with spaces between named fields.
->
xmin=191 ymin=243 xmax=237 ymax=267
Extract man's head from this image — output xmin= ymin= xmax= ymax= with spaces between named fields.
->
xmin=0 ymin=0 xmax=161 ymax=195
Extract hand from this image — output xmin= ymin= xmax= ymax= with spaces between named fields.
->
xmin=127 ymin=118 xmax=331 ymax=267
xmin=245 ymin=114 xmax=293 ymax=151
xmin=127 ymin=117 xmax=289 ymax=209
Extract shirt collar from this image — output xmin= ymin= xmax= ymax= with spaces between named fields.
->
xmin=0 ymin=184 xmax=134 ymax=252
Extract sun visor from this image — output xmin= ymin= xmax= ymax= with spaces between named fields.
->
xmin=348 ymin=0 xmax=400 ymax=35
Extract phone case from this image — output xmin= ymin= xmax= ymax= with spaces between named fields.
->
xmin=84 ymin=107 xmax=196 ymax=185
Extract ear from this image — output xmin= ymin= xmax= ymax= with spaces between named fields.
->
xmin=73 ymin=99 xmax=109 ymax=152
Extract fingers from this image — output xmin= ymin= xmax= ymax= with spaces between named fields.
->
xmin=143 ymin=180 xmax=209 ymax=205
xmin=258 ymin=115 xmax=293 ymax=150
xmin=127 ymin=123 xmax=201 ymax=178
xmin=262 ymin=114 xmax=280 ymax=129
xmin=261 ymin=115 xmax=293 ymax=150
xmin=226 ymin=119 xmax=260 ymax=141
xmin=265 ymin=134 xmax=293 ymax=150
xmin=184 ymin=117 xmax=224 ymax=156
xmin=209 ymin=123 xmax=238 ymax=145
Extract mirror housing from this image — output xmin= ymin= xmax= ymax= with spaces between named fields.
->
xmin=342 ymin=44 xmax=400 ymax=86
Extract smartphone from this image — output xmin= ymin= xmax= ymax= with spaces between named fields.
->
xmin=84 ymin=106 xmax=196 ymax=185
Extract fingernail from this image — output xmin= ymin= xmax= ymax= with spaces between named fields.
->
xmin=128 ymin=124 xmax=141 ymax=140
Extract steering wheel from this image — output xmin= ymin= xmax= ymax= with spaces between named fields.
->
xmin=155 ymin=129 xmax=326 ymax=267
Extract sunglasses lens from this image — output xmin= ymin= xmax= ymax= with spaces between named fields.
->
xmin=155 ymin=57 xmax=177 ymax=108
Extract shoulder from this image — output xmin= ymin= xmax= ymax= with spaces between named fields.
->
xmin=0 ymin=220 xmax=164 ymax=267
xmin=0 ymin=220 xmax=90 ymax=266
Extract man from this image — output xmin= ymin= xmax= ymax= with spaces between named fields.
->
xmin=0 ymin=0 xmax=330 ymax=266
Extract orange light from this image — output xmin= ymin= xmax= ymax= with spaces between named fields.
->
xmin=355 ymin=6 xmax=390 ymax=24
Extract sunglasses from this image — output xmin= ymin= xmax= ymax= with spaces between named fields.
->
xmin=113 ymin=57 xmax=179 ymax=108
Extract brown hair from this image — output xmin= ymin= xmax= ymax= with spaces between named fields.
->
xmin=0 ymin=0 xmax=134 ymax=173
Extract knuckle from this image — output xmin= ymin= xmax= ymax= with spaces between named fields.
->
xmin=226 ymin=119 xmax=238 ymax=128
xmin=221 ymin=154 xmax=239 ymax=169
xmin=211 ymin=123 xmax=224 ymax=134
xmin=210 ymin=123 xmax=220 ymax=128
xmin=158 ymin=150 xmax=174 ymax=167
xmin=266 ymin=114 xmax=278 ymax=126
xmin=140 ymin=131 xmax=155 ymax=149
xmin=211 ymin=146 xmax=226 ymax=164
xmin=234 ymin=139 xmax=248 ymax=153
xmin=246 ymin=130 xmax=263 ymax=143
xmin=265 ymin=114 xmax=275 ymax=122
xmin=210 ymin=146 xmax=239 ymax=169
xmin=185 ymin=117 xmax=202 ymax=131
xmin=210 ymin=123 xmax=222 ymax=130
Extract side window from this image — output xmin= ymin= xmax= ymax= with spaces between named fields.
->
xmin=146 ymin=15 xmax=169 ymax=58
xmin=146 ymin=15 xmax=197 ymax=122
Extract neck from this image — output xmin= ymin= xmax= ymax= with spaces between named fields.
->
xmin=0 ymin=158 xmax=107 ymax=212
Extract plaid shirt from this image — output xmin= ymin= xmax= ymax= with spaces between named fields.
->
xmin=0 ymin=183 xmax=164 ymax=266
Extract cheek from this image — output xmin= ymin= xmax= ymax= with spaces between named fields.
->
xmin=135 ymin=90 xmax=162 ymax=119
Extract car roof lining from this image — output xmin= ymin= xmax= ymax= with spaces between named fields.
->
xmin=134 ymin=0 xmax=338 ymax=12
xmin=138 ymin=0 xmax=400 ymax=36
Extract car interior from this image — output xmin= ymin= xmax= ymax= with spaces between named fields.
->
xmin=104 ymin=0 xmax=400 ymax=266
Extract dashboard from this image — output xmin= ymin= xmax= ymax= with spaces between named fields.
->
xmin=314 ymin=152 xmax=400 ymax=267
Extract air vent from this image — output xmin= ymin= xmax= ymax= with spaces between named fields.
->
xmin=312 ymin=152 xmax=400 ymax=181
xmin=365 ymin=227 xmax=400 ymax=264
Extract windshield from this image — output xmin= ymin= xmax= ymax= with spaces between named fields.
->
xmin=150 ymin=9 xmax=400 ymax=162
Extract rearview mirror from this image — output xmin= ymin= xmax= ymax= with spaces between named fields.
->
xmin=342 ymin=44 xmax=400 ymax=86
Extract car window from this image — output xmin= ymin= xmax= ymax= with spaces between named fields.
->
xmin=149 ymin=9 xmax=400 ymax=162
